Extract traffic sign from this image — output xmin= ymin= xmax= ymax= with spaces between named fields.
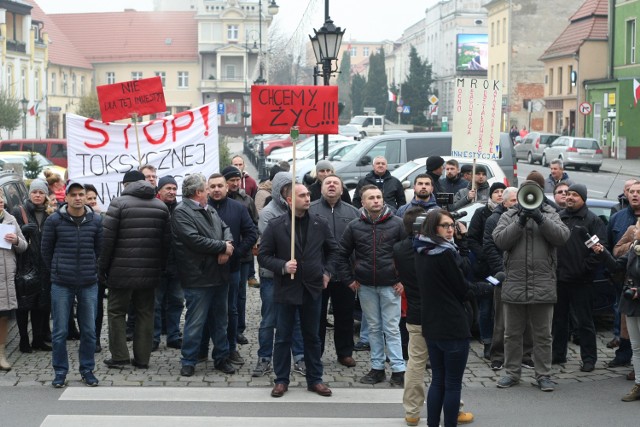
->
xmin=396 ymin=106 xmax=403 ymax=113
xmin=429 ymin=95 xmax=439 ymax=104
xmin=579 ymin=102 xmax=592 ymax=115
xmin=429 ymin=105 xmax=438 ymax=116
xmin=402 ymin=106 xmax=411 ymax=114
xmin=217 ymin=102 xmax=225 ymax=115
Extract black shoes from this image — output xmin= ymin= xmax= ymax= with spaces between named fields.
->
xmin=180 ymin=365 xmax=195 ymax=377
xmin=167 ymin=339 xmax=182 ymax=349
xmin=236 ymin=334 xmax=249 ymax=345
xmin=131 ymin=359 xmax=149 ymax=369
xmin=390 ymin=371 xmax=405 ymax=386
xmin=215 ymin=358 xmax=236 ymax=374
xmin=32 ymin=342 xmax=52 ymax=351
xmin=19 ymin=338 xmax=32 ymax=353
xmin=360 ymin=368 xmax=386 ymax=384
xmin=104 ymin=358 xmax=130 ymax=368
xmin=580 ymin=361 xmax=595 ymax=372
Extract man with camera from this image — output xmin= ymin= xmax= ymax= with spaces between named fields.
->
xmin=551 ymin=184 xmax=607 ymax=372
xmin=492 ymin=179 xmax=570 ymax=392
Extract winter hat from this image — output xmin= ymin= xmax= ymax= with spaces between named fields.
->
xmin=221 ymin=166 xmax=242 ymax=181
xmin=568 ymin=183 xmax=587 ymax=202
xmin=29 ymin=179 xmax=49 ymax=194
xmin=475 ymin=165 xmax=487 ymax=175
xmin=460 ymin=164 xmax=473 ymax=175
xmin=525 ymin=171 xmax=545 ymax=189
xmin=315 ymin=159 xmax=334 ymax=172
xmin=122 ymin=170 xmax=145 ymax=183
xmin=426 ymin=156 xmax=445 ymax=172
xmin=157 ymin=175 xmax=178 ymax=190
xmin=489 ymin=182 xmax=507 ymax=197
xmin=269 ymin=165 xmax=282 ymax=181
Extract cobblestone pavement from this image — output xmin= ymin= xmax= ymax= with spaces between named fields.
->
xmin=0 ymin=284 xmax=630 ymax=388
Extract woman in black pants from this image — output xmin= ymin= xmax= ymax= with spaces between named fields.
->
xmin=414 ymin=209 xmax=472 ymax=427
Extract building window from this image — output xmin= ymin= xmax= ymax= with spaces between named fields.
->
xmin=350 ymin=47 xmax=357 ymax=56
xmin=155 ymin=71 xmax=166 ymax=87
xmin=568 ymin=66 xmax=573 ymax=94
xmin=496 ymin=63 xmax=500 ymax=82
xmin=50 ymin=72 xmax=56 ymax=95
xmin=225 ymin=65 xmax=236 ymax=80
xmin=496 ymin=20 xmax=500 ymax=45
xmin=227 ymin=25 xmax=239 ymax=40
xmin=178 ymin=71 xmax=189 ymax=88
xmin=107 ymin=72 xmax=115 ymax=84
xmin=34 ymin=70 xmax=40 ymax=99
xmin=131 ymin=72 xmax=143 ymax=80
xmin=491 ymin=22 xmax=495 ymax=46
xmin=21 ymin=68 xmax=26 ymax=97
xmin=502 ymin=62 xmax=506 ymax=83
xmin=363 ymin=47 xmax=370 ymax=56
xmin=558 ymin=66 xmax=563 ymax=94
xmin=503 ymin=18 xmax=507 ymax=42
xmin=224 ymin=98 xmax=239 ymax=124
xmin=548 ymin=68 xmax=554 ymax=96
xmin=80 ymin=76 xmax=85 ymax=96
xmin=627 ymin=19 xmax=636 ymax=64
xmin=72 ymin=74 xmax=77 ymax=96
xmin=62 ymin=73 xmax=68 ymax=95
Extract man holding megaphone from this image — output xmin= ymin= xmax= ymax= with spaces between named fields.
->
xmin=492 ymin=177 xmax=570 ymax=392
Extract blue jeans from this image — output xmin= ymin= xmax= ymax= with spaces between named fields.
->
xmin=359 ymin=315 xmax=369 ymax=343
xmin=153 ymin=271 xmax=184 ymax=344
xmin=51 ymin=283 xmax=98 ymax=375
xmin=237 ymin=262 xmax=251 ymax=335
xmin=427 ymin=339 xmax=470 ymax=427
xmin=477 ymin=294 xmax=494 ymax=344
xmin=257 ymin=276 xmax=303 ymax=362
xmin=182 ymin=285 xmax=229 ymax=366
xmin=226 ymin=270 xmax=241 ymax=352
xmin=273 ymin=288 xmax=323 ymax=386
xmin=359 ymin=285 xmax=405 ymax=372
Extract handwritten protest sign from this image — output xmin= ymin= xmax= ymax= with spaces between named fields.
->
xmin=251 ymin=85 xmax=338 ymax=134
xmin=452 ymin=78 xmax=502 ymax=160
xmin=96 ymin=76 xmax=166 ymax=123
xmin=66 ymin=103 xmax=218 ymax=209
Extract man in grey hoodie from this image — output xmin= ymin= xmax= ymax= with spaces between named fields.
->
xmin=251 ymin=172 xmax=305 ymax=377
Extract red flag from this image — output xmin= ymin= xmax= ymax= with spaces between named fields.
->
xmin=28 ymin=105 xmax=36 ymax=116
xmin=634 ymin=79 xmax=640 ymax=106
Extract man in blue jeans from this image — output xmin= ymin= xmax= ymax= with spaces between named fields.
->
xmin=41 ymin=182 xmax=103 ymax=388
xmin=171 ymin=174 xmax=236 ymax=377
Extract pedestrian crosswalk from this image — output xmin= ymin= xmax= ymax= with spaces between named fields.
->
xmin=41 ymin=387 xmax=405 ymax=427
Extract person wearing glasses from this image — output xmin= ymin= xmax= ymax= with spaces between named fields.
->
xmin=413 ymin=208 xmax=473 ymax=427
xmin=552 ymin=182 xmax=570 ymax=209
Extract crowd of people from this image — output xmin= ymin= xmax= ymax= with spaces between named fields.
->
xmin=0 ymin=150 xmax=639 ymax=426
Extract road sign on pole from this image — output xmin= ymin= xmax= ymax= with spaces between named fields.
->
xmin=396 ymin=106 xmax=403 ymax=113
xmin=579 ymin=102 xmax=592 ymax=115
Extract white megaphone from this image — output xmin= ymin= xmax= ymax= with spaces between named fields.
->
xmin=517 ymin=181 xmax=544 ymax=210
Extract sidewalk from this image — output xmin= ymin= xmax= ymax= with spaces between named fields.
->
xmin=600 ymin=157 xmax=640 ymax=176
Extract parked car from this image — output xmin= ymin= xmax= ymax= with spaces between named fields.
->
xmin=295 ymin=140 xmax=359 ymax=183
xmin=338 ymin=125 xmax=361 ymax=139
xmin=261 ymin=134 xmax=309 ymax=156
xmin=514 ymin=132 xmax=561 ymax=164
xmin=265 ymin=135 xmax=352 ymax=169
xmin=0 ymin=151 xmax=67 ymax=181
xmin=0 ymin=170 xmax=29 ymax=213
xmin=0 ymin=138 xmax=67 ymax=168
xmin=542 ymin=136 xmax=603 ymax=172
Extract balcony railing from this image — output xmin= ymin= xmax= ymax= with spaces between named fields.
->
xmin=6 ymin=39 xmax=26 ymax=53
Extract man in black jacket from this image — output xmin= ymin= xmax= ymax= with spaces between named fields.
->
xmin=258 ymin=183 xmax=338 ymax=398
xmin=552 ymin=184 xmax=607 ymax=372
xmin=352 ymin=156 xmax=405 ymax=210
xmin=102 ymin=170 xmax=170 ymax=370
xmin=425 ymin=155 xmax=445 ymax=195
xmin=172 ymin=174 xmax=235 ymax=377
xmin=309 ymin=174 xmax=359 ymax=367
xmin=440 ymin=159 xmax=469 ymax=194
xmin=42 ymin=182 xmax=103 ymax=388
xmin=307 ymin=159 xmax=352 ymax=204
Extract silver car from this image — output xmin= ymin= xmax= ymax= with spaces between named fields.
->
xmin=514 ymin=132 xmax=560 ymax=164
xmin=542 ymin=136 xmax=603 ymax=172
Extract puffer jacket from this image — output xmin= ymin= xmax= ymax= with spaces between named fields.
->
xmin=337 ymin=205 xmax=406 ymax=287
xmin=12 ymin=199 xmax=49 ymax=287
xmin=451 ymin=181 xmax=490 ymax=211
xmin=258 ymin=172 xmax=292 ymax=279
xmin=41 ymin=205 xmax=103 ymax=287
xmin=172 ymin=199 xmax=233 ymax=288
xmin=352 ymin=170 xmax=406 ymax=210
xmin=492 ymin=204 xmax=570 ymax=304
xmin=100 ymin=181 xmax=170 ymax=289
xmin=0 ymin=211 xmax=28 ymax=311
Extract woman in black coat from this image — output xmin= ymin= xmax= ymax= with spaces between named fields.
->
xmin=414 ymin=208 xmax=472 ymax=427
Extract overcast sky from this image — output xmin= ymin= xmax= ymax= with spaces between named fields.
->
xmin=36 ymin=0 xmax=436 ymax=42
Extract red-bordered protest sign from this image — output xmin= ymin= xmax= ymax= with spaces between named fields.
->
xmin=251 ymin=85 xmax=338 ymax=134
xmin=96 ymin=76 xmax=166 ymax=123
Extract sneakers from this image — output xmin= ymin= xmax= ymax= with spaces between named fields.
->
xmin=521 ymin=358 xmax=535 ymax=369
xmin=252 ymin=360 xmax=272 ymax=377
xmin=354 ymin=341 xmax=370 ymax=352
xmin=248 ymin=277 xmax=260 ymax=288
xmin=497 ymin=376 xmax=519 ymax=388
xmin=490 ymin=360 xmax=503 ymax=371
xmin=293 ymin=360 xmax=306 ymax=376
xmin=228 ymin=350 xmax=245 ymax=366
xmin=622 ymin=384 xmax=640 ymax=402
xmin=360 ymin=368 xmax=386 ymax=384
xmin=81 ymin=371 xmax=99 ymax=387
xmin=390 ymin=371 xmax=405 ymax=386
xmin=52 ymin=373 xmax=67 ymax=388
xmin=580 ymin=361 xmax=595 ymax=372
xmin=458 ymin=411 xmax=474 ymax=424
xmin=405 ymin=416 xmax=419 ymax=426
xmin=537 ymin=377 xmax=555 ymax=392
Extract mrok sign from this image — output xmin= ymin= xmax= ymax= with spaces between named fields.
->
xmin=251 ymin=85 xmax=339 ymax=134
xmin=96 ymin=76 xmax=166 ymax=123
xmin=66 ymin=103 xmax=219 ymax=210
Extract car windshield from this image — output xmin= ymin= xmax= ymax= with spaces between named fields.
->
xmin=339 ymin=139 xmax=373 ymax=162
xmin=574 ymin=139 xmax=598 ymax=149
xmin=392 ymin=161 xmax=421 ymax=179
xmin=349 ymin=116 xmax=366 ymax=125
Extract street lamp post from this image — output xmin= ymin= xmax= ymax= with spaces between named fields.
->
xmin=255 ymin=0 xmax=279 ymax=180
xmin=20 ymin=97 xmax=29 ymax=139
xmin=243 ymin=32 xmax=258 ymax=161
xmin=309 ymin=2 xmax=345 ymax=159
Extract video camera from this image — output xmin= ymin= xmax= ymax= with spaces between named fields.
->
xmin=411 ymin=209 xmax=467 ymax=235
